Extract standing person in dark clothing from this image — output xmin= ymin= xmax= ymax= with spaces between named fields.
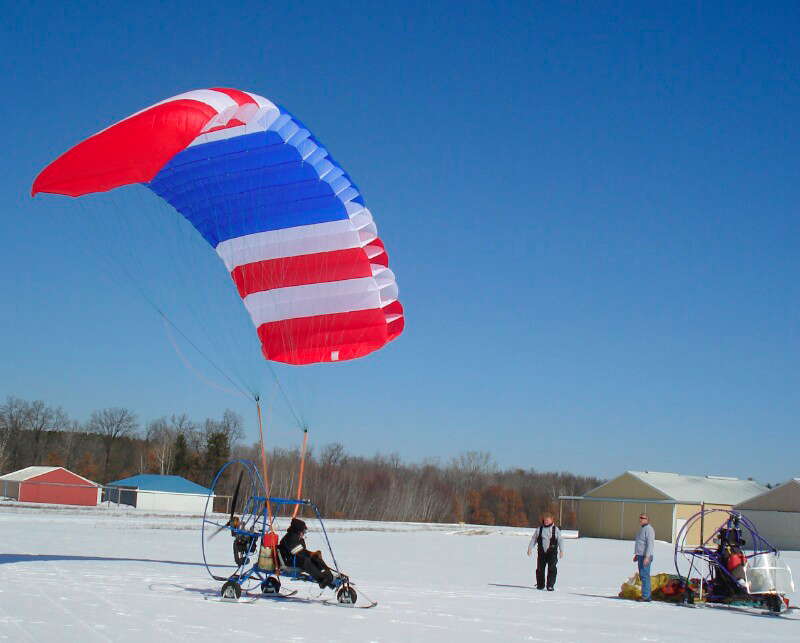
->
xmin=279 ymin=518 xmax=334 ymax=588
xmin=526 ymin=512 xmax=565 ymax=590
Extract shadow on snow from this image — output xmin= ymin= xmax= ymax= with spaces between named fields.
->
xmin=0 ymin=553 xmax=223 ymax=569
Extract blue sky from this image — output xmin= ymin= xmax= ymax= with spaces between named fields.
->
xmin=1 ymin=1 xmax=798 ymax=482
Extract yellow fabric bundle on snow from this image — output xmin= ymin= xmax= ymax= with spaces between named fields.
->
xmin=618 ymin=573 xmax=684 ymax=601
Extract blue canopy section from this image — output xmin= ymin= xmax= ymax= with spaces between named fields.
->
xmin=106 ymin=474 xmax=211 ymax=495
xmin=146 ymin=108 xmax=363 ymax=248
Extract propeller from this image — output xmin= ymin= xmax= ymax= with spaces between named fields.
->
xmin=207 ymin=469 xmax=244 ymax=540
xmin=229 ymin=469 xmax=244 ymax=525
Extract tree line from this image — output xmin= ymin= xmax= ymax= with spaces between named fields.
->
xmin=0 ymin=396 xmax=602 ymax=528
xmin=0 ymin=396 xmax=243 ymax=485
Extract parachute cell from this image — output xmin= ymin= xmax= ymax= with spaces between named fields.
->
xmin=32 ymin=88 xmax=404 ymax=365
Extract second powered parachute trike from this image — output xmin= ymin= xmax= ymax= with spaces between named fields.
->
xmin=674 ymin=508 xmax=796 ymax=616
xmin=202 ymin=459 xmax=375 ymax=607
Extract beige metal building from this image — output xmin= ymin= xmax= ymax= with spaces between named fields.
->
xmin=561 ymin=471 xmax=767 ymax=544
xmin=734 ymin=479 xmax=800 ymax=551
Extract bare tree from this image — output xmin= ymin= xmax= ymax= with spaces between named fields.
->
xmin=181 ymin=415 xmax=205 ymax=453
xmin=451 ymin=451 xmax=496 ymax=477
xmin=447 ymin=451 xmax=496 ymax=521
xmin=201 ymin=410 xmax=244 ymax=448
xmin=146 ymin=418 xmax=176 ymax=475
xmin=169 ymin=413 xmax=195 ymax=436
xmin=26 ymin=400 xmax=70 ymax=465
xmin=62 ymin=420 xmax=85 ymax=471
xmin=219 ymin=409 xmax=244 ymax=446
xmin=0 ymin=422 xmax=9 ymax=474
xmin=0 ymin=397 xmax=30 ymax=472
xmin=320 ymin=442 xmax=347 ymax=468
xmin=87 ymin=408 xmax=139 ymax=481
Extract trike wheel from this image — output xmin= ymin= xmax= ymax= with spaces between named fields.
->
xmin=336 ymin=586 xmax=357 ymax=605
xmin=261 ymin=577 xmax=281 ymax=594
xmin=221 ymin=580 xmax=242 ymax=600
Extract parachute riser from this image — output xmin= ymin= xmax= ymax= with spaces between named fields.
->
xmin=292 ymin=428 xmax=309 ymax=519
xmin=255 ymin=397 xmax=274 ymax=530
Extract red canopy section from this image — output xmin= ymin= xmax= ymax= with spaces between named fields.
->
xmin=31 ymin=99 xmax=217 ymax=197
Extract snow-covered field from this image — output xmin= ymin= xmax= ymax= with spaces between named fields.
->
xmin=0 ymin=502 xmax=797 ymax=642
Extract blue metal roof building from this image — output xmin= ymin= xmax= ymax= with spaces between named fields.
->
xmin=107 ymin=474 xmax=211 ymax=494
xmin=105 ymin=474 xmax=212 ymax=513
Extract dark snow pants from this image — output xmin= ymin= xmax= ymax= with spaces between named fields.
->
xmin=536 ymin=550 xmax=558 ymax=589
xmin=296 ymin=552 xmax=331 ymax=584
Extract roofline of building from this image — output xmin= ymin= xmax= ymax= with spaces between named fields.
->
xmin=734 ymin=478 xmax=800 ymax=509
xmin=559 ymin=495 xmax=677 ymax=504
xmin=582 ymin=471 xmax=673 ymax=501
xmin=0 ymin=466 xmax=58 ymax=481
xmin=106 ymin=484 xmax=212 ymax=496
xmin=0 ymin=466 xmax=99 ymax=486
xmin=49 ymin=467 xmax=100 ymax=487
xmin=582 ymin=470 xmax=766 ymax=504
xmin=559 ymin=495 xmax=739 ymax=505
xmin=106 ymin=475 xmax=211 ymax=494
xmin=626 ymin=471 xmax=679 ymax=500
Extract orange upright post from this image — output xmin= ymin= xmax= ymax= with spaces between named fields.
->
xmin=256 ymin=399 xmax=274 ymax=530
xmin=292 ymin=428 xmax=309 ymax=519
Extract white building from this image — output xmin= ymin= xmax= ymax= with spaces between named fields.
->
xmin=105 ymin=474 xmax=212 ymax=513
xmin=735 ymin=479 xmax=800 ymax=551
xmin=562 ymin=470 xmax=767 ymax=544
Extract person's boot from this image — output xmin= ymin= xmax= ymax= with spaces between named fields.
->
xmin=318 ymin=569 xmax=334 ymax=589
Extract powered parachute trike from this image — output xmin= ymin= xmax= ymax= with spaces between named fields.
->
xmin=32 ymin=88 xmax=404 ymax=606
xmin=201 ymin=459 xmax=373 ymax=606
xmin=674 ymin=508 xmax=796 ymax=615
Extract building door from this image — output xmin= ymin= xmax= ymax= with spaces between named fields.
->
xmin=674 ymin=518 xmax=687 ymax=543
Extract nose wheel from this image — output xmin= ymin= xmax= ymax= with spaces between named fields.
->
xmin=336 ymin=585 xmax=357 ymax=604
xmin=261 ymin=576 xmax=281 ymax=594
xmin=221 ymin=579 xmax=242 ymax=600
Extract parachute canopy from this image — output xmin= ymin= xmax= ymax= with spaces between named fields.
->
xmin=32 ymin=88 xmax=404 ymax=365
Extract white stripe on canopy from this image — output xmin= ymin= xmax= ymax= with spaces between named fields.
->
xmin=215 ymin=209 xmax=376 ymax=271
xmin=243 ymin=272 xmax=398 ymax=325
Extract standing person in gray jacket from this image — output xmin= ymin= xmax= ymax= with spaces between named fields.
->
xmin=633 ymin=513 xmax=655 ymax=601
xmin=526 ymin=511 xmax=564 ymax=590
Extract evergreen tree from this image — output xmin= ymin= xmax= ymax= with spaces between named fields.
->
xmin=173 ymin=433 xmax=189 ymax=478
xmin=204 ymin=432 xmax=230 ymax=484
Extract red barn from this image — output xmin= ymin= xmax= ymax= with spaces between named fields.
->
xmin=0 ymin=466 xmax=100 ymax=506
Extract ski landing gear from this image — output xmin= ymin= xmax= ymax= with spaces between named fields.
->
xmin=216 ymin=573 xmax=372 ymax=607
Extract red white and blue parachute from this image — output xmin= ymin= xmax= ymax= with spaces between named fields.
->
xmin=32 ymin=88 xmax=404 ymax=365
